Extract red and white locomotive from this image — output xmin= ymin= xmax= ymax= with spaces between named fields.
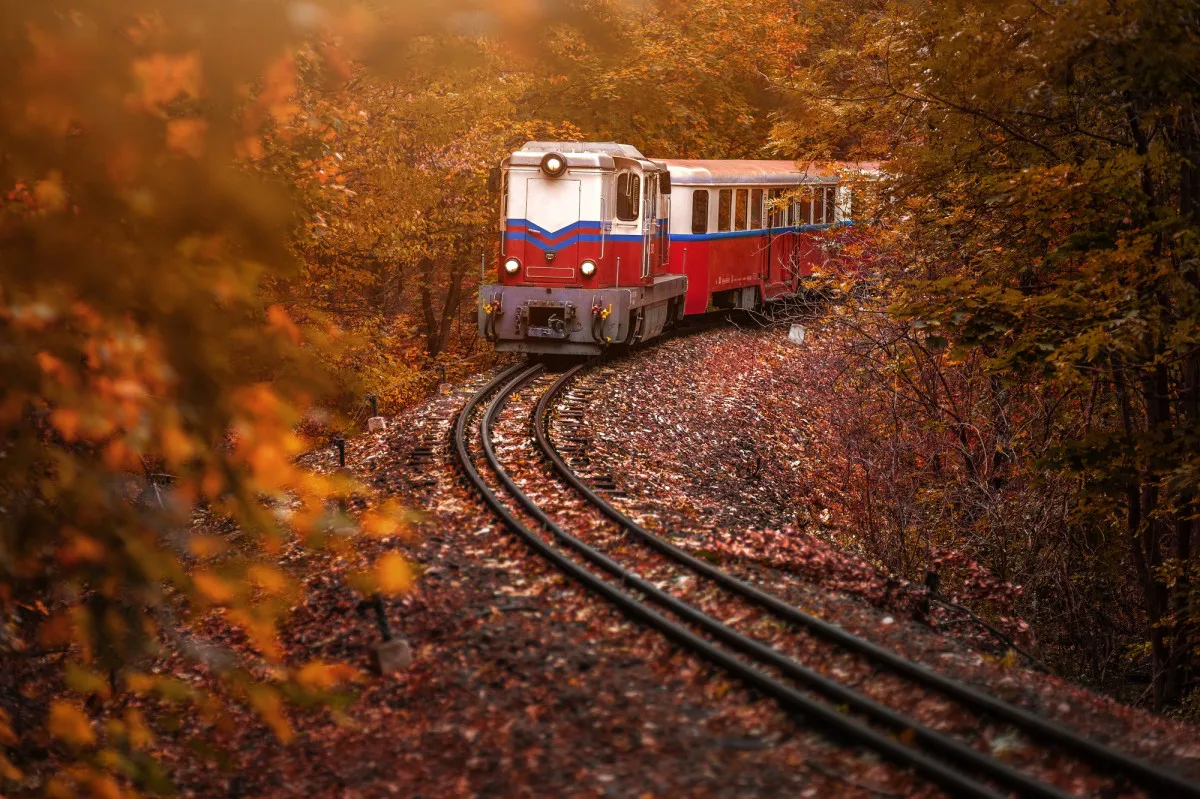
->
xmin=479 ymin=141 xmax=868 ymax=355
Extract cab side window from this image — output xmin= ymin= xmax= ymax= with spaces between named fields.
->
xmin=692 ymin=190 xmax=709 ymax=234
xmin=768 ymin=189 xmax=784 ymax=228
xmin=616 ymin=173 xmax=640 ymax=222
xmin=718 ymin=189 xmax=732 ymax=232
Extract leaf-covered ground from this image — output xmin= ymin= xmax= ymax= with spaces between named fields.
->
xmin=19 ymin=323 xmax=1200 ymax=798
xmin=556 ymin=324 xmax=1200 ymax=784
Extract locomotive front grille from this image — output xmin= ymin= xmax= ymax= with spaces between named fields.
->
xmin=523 ymin=301 xmax=575 ymax=340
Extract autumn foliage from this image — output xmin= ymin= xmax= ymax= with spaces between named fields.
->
xmin=6 ymin=0 xmax=1200 ymax=795
xmin=775 ymin=0 xmax=1200 ymax=710
xmin=0 ymin=3 xmax=418 ymax=794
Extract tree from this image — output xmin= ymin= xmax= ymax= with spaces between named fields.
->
xmin=774 ymin=0 xmax=1200 ymax=707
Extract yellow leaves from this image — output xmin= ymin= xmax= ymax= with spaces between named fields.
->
xmin=360 ymin=503 xmax=410 ymax=538
xmin=35 ymin=170 xmax=68 ymax=213
xmin=161 ymin=424 xmax=195 ymax=465
xmin=87 ymin=769 xmax=123 ymax=799
xmin=64 ymin=663 xmax=111 ymax=699
xmin=374 ymin=552 xmax=414 ymax=596
xmin=247 ymin=685 xmax=292 ymax=742
xmin=267 ymin=304 xmax=302 ymax=345
xmin=236 ymin=383 xmax=283 ymax=418
xmin=124 ymin=672 xmax=155 ymax=695
xmin=228 ymin=609 xmax=282 ymax=661
xmin=48 ymin=701 xmax=95 ymax=747
xmin=245 ymin=443 xmax=291 ymax=492
xmin=188 ymin=534 xmax=227 ymax=560
xmin=47 ymin=766 xmax=124 ymax=799
xmin=193 ymin=571 xmax=238 ymax=605
xmin=247 ymin=564 xmax=289 ymax=595
xmin=295 ymin=660 xmax=361 ymax=692
xmin=166 ymin=119 xmax=209 ymax=158
xmin=123 ymin=708 xmax=154 ymax=750
xmin=44 ymin=776 xmax=77 ymax=799
xmin=130 ymin=52 xmax=203 ymax=112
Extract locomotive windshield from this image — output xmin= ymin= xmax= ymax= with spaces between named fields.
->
xmin=616 ymin=173 xmax=640 ymax=221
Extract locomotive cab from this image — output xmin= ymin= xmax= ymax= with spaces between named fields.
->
xmin=480 ymin=142 xmax=688 ymax=355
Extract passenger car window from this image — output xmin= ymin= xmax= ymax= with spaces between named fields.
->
xmin=814 ymin=186 xmax=825 ymax=225
xmin=794 ymin=194 xmax=812 ymax=225
xmin=692 ymin=190 xmax=709 ymax=234
xmin=735 ymin=189 xmax=747 ymax=230
xmin=718 ymin=189 xmax=732 ymax=232
xmin=616 ymin=173 xmax=640 ymax=222
xmin=825 ymin=186 xmax=837 ymax=223
xmin=751 ymin=189 xmax=763 ymax=230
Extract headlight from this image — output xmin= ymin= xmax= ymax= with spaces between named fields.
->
xmin=580 ymin=259 xmax=597 ymax=277
xmin=503 ymin=257 xmax=521 ymax=275
xmin=540 ymin=153 xmax=567 ymax=178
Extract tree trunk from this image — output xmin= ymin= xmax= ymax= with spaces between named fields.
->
xmin=419 ymin=256 xmax=469 ymax=359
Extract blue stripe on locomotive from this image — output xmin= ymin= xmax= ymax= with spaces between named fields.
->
xmin=504 ymin=218 xmax=853 ymax=252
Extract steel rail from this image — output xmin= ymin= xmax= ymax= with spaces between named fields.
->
xmin=456 ymin=364 xmax=1007 ymax=799
xmin=534 ymin=363 xmax=1200 ymax=799
xmin=506 ymin=369 xmax=1081 ymax=798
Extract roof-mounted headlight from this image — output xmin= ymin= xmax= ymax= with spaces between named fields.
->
xmin=580 ymin=260 xmax=597 ymax=277
xmin=541 ymin=153 xmax=568 ymax=178
xmin=503 ymin=257 xmax=521 ymax=275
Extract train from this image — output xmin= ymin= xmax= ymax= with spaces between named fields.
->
xmin=479 ymin=141 xmax=872 ymax=355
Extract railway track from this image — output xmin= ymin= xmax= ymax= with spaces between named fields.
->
xmin=453 ymin=358 xmax=1200 ymax=799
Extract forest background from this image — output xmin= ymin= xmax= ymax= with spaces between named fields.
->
xmin=2 ymin=0 xmax=1198 ymax=793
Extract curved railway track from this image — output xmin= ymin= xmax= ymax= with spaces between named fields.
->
xmin=453 ymin=358 xmax=1200 ymax=799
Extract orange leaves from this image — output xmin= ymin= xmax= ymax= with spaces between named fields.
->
xmin=294 ymin=660 xmax=361 ymax=692
xmin=247 ymin=685 xmax=293 ymax=742
xmin=167 ymin=119 xmax=209 ymax=158
xmin=187 ymin=534 xmax=227 ymax=560
xmin=229 ymin=608 xmax=284 ymax=661
xmin=0 ymin=752 xmax=22 ymax=784
xmin=130 ymin=51 xmax=203 ymax=113
xmin=161 ymin=423 xmax=196 ymax=466
xmin=360 ymin=502 xmax=411 ymax=538
xmin=193 ymin=570 xmax=238 ymax=605
xmin=247 ymin=564 xmax=289 ymax=596
xmin=261 ymin=54 xmax=301 ymax=125
xmin=57 ymin=530 xmax=106 ymax=567
xmin=34 ymin=171 xmax=68 ymax=213
xmin=36 ymin=351 xmax=70 ymax=382
xmin=267 ymin=304 xmax=302 ymax=345
xmin=235 ymin=135 xmax=266 ymax=161
xmin=374 ymin=552 xmax=414 ymax=596
xmin=49 ymin=408 xmax=82 ymax=441
xmin=48 ymin=702 xmax=95 ymax=748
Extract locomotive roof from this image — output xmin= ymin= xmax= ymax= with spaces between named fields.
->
xmin=509 ymin=143 xmax=879 ymax=183
xmin=663 ymin=160 xmax=879 ymax=186
xmin=511 ymin=141 xmax=656 ymax=171
xmin=521 ymin=141 xmax=648 ymax=159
